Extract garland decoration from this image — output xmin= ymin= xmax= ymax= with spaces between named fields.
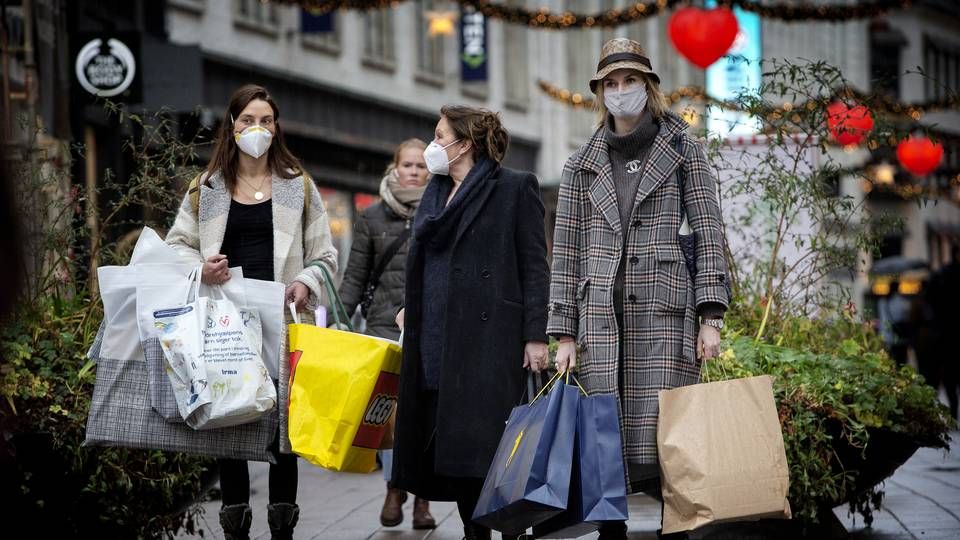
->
xmin=538 ymin=80 xmax=959 ymax=119
xmin=270 ymin=1 xmax=913 ymax=25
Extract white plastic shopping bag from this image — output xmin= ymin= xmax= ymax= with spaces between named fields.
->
xmin=145 ymin=268 xmax=276 ymax=430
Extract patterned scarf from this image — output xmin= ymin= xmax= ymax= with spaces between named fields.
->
xmin=379 ymin=166 xmax=426 ymax=220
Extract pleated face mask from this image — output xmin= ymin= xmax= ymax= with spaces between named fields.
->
xmin=234 ymin=125 xmax=274 ymax=159
xmin=604 ymin=85 xmax=648 ymax=118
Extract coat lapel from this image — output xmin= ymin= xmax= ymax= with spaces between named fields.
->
xmin=630 ymin=129 xmax=681 ymax=217
xmin=580 ymin=128 xmax=622 ymax=239
xmin=271 ymin=173 xmax=300 ymax=275
xmin=454 ymin=174 xmax=498 ymax=245
xmin=199 ymin=173 xmax=230 ymax=259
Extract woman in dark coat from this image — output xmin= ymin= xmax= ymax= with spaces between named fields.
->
xmin=547 ymin=39 xmax=730 ymax=539
xmin=392 ymin=105 xmax=551 ymax=540
xmin=337 ymin=138 xmax=436 ymax=529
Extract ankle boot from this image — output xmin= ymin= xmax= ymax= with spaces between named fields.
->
xmin=219 ymin=504 xmax=252 ymax=540
xmin=380 ymin=484 xmax=406 ymax=526
xmin=412 ymin=496 xmax=436 ymax=529
xmin=463 ymin=521 xmax=492 ymax=540
xmin=267 ymin=503 xmax=299 ymax=540
xmin=598 ymin=520 xmax=628 ymax=540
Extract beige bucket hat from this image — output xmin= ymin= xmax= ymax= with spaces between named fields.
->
xmin=589 ymin=38 xmax=660 ymax=93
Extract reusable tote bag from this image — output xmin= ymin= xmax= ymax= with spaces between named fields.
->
xmin=143 ymin=268 xmax=276 ymax=430
xmin=85 ymin=323 xmax=278 ymax=463
xmin=658 ymin=375 xmax=792 ymax=534
xmin=286 ymin=264 xmax=402 ymax=472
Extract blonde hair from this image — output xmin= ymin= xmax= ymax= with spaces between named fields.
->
xmin=594 ymin=71 xmax=669 ymax=128
xmin=392 ymin=138 xmax=427 ymax=169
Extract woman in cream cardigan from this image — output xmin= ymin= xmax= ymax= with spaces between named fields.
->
xmin=166 ymin=84 xmax=337 ymax=540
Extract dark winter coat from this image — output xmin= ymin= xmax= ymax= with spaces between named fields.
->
xmin=338 ymin=202 xmax=411 ymax=340
xmin=391 ymin=165 xmax=550 ymax=501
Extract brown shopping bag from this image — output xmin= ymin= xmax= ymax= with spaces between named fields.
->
xmin=657 ymin=375 xmax=792 ymax=534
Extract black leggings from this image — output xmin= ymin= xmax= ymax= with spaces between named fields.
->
xmin=219 ymin=430 xmax=298 ymax=506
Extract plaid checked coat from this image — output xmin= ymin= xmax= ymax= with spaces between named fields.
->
xmin=547 ymin=111 xmax=729 ymax=478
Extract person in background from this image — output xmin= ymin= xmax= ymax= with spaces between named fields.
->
xmin=336 ymin=138 xmax=435 ymax=530
xmin=392 ymin=105 xmax=551 ymax=540
xmin=547 ymin=38 xmax=729 ymax=540
xmin=928 ymin=246 xmax=960 ymax=420
xmin=166 ymin=84 xmax=338 ymax=540
xmin=877 ymin=280 xmax=912 ymax=367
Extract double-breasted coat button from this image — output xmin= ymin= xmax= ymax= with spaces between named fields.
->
xmin=629 ymin=256 xmax=639 ymax=265
xmin=480 ymin=312 xmax=489 ymax=321
xmin=481 ymin=269 xmax=491 ymax=279
xmin=628 ymin=294 xmax=638 ymax=303
xmin=718 ymin=274 xmax=726 ymax=282
xmin=632 ymin=219 xmax=641 ymax=228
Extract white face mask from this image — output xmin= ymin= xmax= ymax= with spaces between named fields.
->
xmin=422 ymin=139 xmax=462 ymax=176
xmin=234 ymin=125 xmax=273 ymax=159
xmin=604 ymin=85 xmax=648 ymax=119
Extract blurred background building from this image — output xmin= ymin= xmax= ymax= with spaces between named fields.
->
xmin=1 ymin=0 xmax=958 ymax=317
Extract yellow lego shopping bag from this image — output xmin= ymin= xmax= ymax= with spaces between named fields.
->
xmin=286 ymin=323 xmax=402 ymax=473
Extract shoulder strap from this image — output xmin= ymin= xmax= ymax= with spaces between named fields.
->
xmin=370 ymin=225 xmax=411 ymax=287
xmin=673 ymin=134 xmax=687 ymax=220
xmin=302 ymin=172 xmax=312 ymax=211
xmin=188 ymin=173 xmax=203 ymax=216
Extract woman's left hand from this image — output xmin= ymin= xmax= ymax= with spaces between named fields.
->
xmin=523 ymin=341 xmax=549 ymax=373
xmin=285 ymin=281 xmax=310 ymax=310
xmin=697 ymin=325 xmax=721 ymax=361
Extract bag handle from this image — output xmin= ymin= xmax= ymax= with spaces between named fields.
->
xmin=185 ymin=265 xmax=203 ymax=304
xmin=306 ymin=261 xmax=353 ymax=332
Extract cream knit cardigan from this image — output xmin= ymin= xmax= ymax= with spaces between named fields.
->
xmin=165 ymin=170 xmax=338 ymax=310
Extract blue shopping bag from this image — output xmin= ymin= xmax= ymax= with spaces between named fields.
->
xmin=472 ymin=373 xmax=580 ymax=534
xmin=533 ymin=389 xmax=629 ymax=538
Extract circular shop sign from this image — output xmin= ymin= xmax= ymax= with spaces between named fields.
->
xmin=75 ymin=38 xmax=137 ymax=98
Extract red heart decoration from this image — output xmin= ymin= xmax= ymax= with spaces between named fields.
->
xmin=896 ymin=135 xmax=944 ymax=177
xmin=827 ymin=102 xmax=873 ymax=146
xmin=668 ymin=7 xmax=739 ymax=69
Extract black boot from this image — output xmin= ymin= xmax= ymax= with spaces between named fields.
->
xmin=598 ymin=520 xmax=628 ymax=540
xmin=463 ymin=521 xmax=492 ymax=540
xmin=219 ymin=504 xmax=252 ymax=540
xmin=267 ymin=503 xmax=300 ymax=540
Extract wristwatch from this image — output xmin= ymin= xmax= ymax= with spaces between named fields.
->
xmin=701 ymin=318 xmax=724 ymax=330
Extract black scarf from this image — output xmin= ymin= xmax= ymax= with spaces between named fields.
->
xmin=413 ymin=156 xmax=499 ymax=250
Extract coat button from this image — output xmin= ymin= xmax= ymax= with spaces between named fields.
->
xmin=632 ymin=219 xmax=641 ymax=228
xmin=718 ymin=274 xmax=725 ymax=282
xmin=629 ymin=256 xmax=639 ymax=265
xmin=481 ymin=269 xmax=491 ymax=279
xmin=480 ymin=311 xmax=489 ymax=321
xmin=628 ymin=294 xmax=637 ymax=303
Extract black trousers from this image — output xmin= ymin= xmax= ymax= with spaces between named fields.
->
xmin=219 ymin=428 xmax=298 ymax=506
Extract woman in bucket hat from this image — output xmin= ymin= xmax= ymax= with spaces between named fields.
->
xmin=547 ymin=38 xmax=730 ymax=539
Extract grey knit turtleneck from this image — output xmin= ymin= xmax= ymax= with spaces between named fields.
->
xmin=605 ymin=109 xmax=660 ymax=232
xmin=606 ymin=110 xmax=659 ymax=319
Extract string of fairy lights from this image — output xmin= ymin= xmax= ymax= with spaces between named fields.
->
xmin=537 ymin=80 xmax=959 ymax=119
xmin=270 ymin=0 xmax=913 ymax=24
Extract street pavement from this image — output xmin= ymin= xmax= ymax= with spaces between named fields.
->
xmin=177 ymin=432 xmax=960 ymax=540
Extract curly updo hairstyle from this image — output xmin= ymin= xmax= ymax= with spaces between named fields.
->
xmin=439 ymin=105 xmax=510 ymax=163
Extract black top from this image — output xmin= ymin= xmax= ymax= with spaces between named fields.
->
xmin=221 ymin=199 xmax=274 ymax=282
